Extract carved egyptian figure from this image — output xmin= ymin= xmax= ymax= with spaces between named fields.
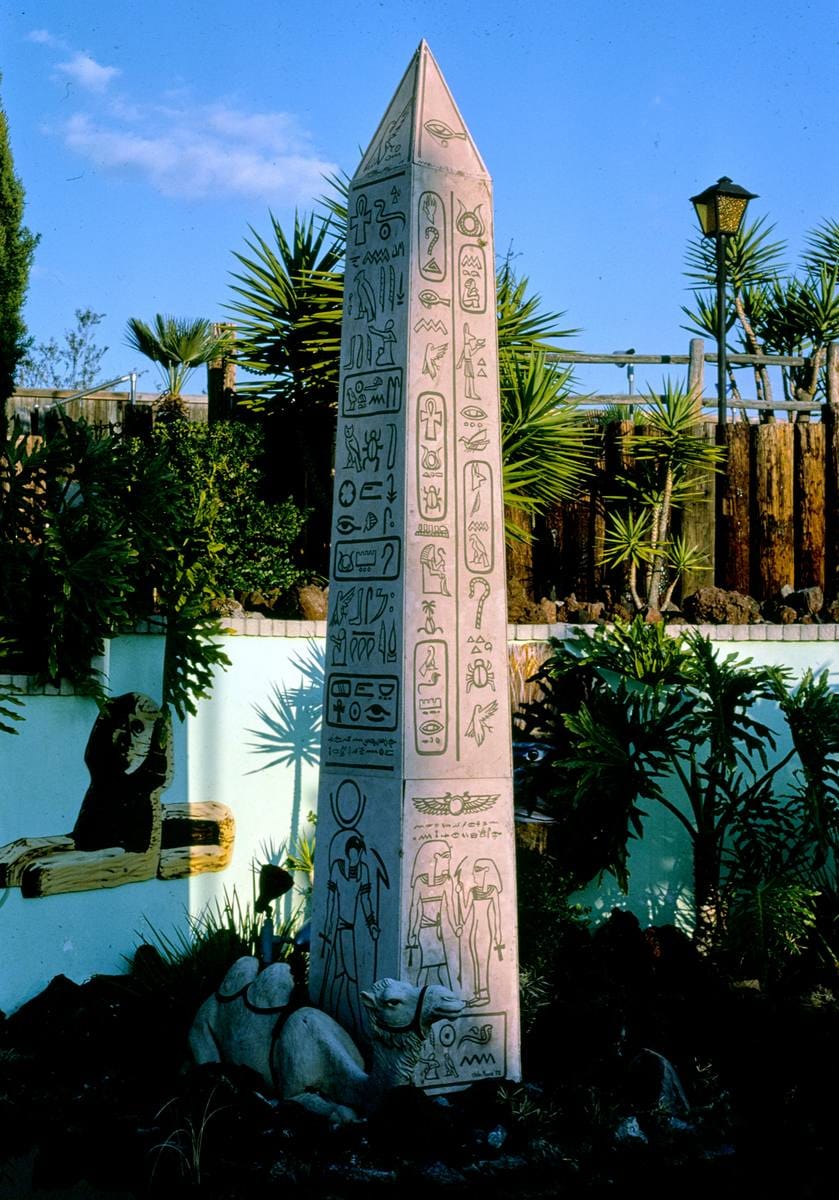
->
xmin=72 ymin=693 xmax=170 ymax=853
xmin=407 ymin=841 xmax=461 ymax=989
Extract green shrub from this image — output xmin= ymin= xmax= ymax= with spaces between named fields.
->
xmin=0 ymin=412 xmax=308 ymax=715
xmin=0 ymin=414 xmax=143 ymax=691
xmin=146 ymin=418 xmax=308 ymax=603
xmin=515 ymin=618 xmax=839 ymax=960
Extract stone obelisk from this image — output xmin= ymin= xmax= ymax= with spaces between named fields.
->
xmin=310 ymin=41 xmax=520 ymax=1089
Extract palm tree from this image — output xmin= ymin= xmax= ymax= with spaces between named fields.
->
xmin=683 ymin=216 xmax=786 ymax=417
xmin=125 ymin=315 xmax=233 ymax=414
xmin=227 ymin=211 xmax=344 ymax=572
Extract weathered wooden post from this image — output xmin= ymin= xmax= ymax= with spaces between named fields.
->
xmin=795 ymin=420 xmax=826 ymax=590
xmin=207 ymin=323 xmax=236 ymax=423
xmin=824 ymin=342 xmax=839 ymax=599
xmin=680 ymin=337 xmax=716 ymax=599
xmin=755 ymin=422 xmax=795 ymax=596
xmin=309 ymin=42 xmax=521 ymax=1090
xmin=718 ymin=423 xmax=751 ymax=594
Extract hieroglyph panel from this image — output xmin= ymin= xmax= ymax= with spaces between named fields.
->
xmin=323 ymin=167 xmax=511 ymax=785
xmin=323 ymin=168 xmax=410 ymax=778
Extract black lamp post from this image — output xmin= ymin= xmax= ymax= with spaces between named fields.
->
xmin=690 ymin=176 xmax=757 ymax=426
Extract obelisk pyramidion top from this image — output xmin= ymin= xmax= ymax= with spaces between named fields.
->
xmin=357 ymin=40 xmax=490 ymax=180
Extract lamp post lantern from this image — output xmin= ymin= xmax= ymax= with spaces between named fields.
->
xmin=690 ymin=176 xmax=757 ymax=426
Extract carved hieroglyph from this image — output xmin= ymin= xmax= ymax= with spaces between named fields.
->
xmin=310 ymin=41 xmax=520 ymax=1089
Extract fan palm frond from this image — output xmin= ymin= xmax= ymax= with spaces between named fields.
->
xmin=125 ymin=315 xmax=232 ymax=398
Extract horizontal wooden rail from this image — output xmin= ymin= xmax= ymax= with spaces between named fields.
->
xmin=570 ymin=394 xmax=825 ymax=412
xmin=11 ymin=388 xmax=205 ymax=405
xmin=550 ymin=351 xmax=810 ymax=367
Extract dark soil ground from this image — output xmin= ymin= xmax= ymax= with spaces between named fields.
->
xmin=1 ymin=909 xmax=838 ymax=1199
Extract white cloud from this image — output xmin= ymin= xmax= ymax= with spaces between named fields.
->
xmin=56 ymin=52 xmax=120 ymax=94
xmin=30 ymin=31 xmax=335 ymax=203
xmin=61 ymin=105 xmax=336 ymax=202
xmin=27 ymin=29 xmax=60 ymax=46
xmin=204 ymin=107 xmax=300 ymax=152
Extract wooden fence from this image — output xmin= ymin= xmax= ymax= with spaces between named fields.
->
xmin=528 ymin=340 xmax=839 ymax=605
xmin=533 ymin=413 xmax=839 ymax=604
xmin=9 ymin=342 xmax=839 ymax=606
xmin=7 ymin=388 xmax=208 ymax=431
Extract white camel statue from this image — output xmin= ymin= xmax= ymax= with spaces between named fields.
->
xmin=188 ymin=957 xmax=465 ymax=1123
xmin=188 ymin=956 xmax=294 ymax=1087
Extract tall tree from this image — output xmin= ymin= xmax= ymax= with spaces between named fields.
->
xmin=683 ymin=215 xmax=839 ymax=420
xmin=19 ymin=308 xmax=108 ymax=391
xmin=0 ymin=83 xmax=39 ymax=420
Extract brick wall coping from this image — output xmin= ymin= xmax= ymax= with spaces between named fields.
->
xmin=212 ymin=616 xmax=839 ymax=643
xmin=3 ymin=619 xmax=838 ymax=694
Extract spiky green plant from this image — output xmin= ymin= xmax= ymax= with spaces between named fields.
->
xmin=599 ymin=380 xmax=724 ymax=611
xmin=500 ymin=349 xmax=592 ymax=538
xmin=683 ymin=216 xmax=786 ymax=413
xmin=125 ymin=315 xmax=233 ymax=400
xmin=515 ymin=619 xmax=839 ymax=951
xmin=130 ymin=881 xmax=303 ymax=1023
xmin=759 ymin=264 xmax=839 ymax=404
xmin=684 ymin=213 xmax=839 ymax=413
xmin=228 ymin=211 xmax=344 ymax=412
xmin=495 ymin=264 xmax=592 ymax=537
xmin=151 ymin=1089 xmax=227 ymax=1187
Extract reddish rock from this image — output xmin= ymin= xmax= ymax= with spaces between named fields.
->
xmin=297 ymin=584 xmax=329 ymax=620
xmin=682 ymin=587 xmax=761 ymax=625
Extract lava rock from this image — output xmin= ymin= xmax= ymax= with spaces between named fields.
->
xmin=297 ymin=583 xmax=329 ymax=619
xmin=762 ymin=585 xmax=825 ymax=623
xmin=682 ymin=587 xmax=762 ymax=624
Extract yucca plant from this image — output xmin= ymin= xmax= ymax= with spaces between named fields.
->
xmin=228 ymin=210 xmax=344 ymax=412
xmin=226 ymin=210 xmax=344 ymax=573
xmin=496 ymin=264 xmax=592 ymax=539
xmin=600 ymin=380 xmax=724 ymax=612
xmin=759 ymin=263 xmax=839 ymax=406
xmin=684 ymin=213 xmax=839 ymax=416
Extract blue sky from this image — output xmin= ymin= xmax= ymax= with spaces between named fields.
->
xmin=3 ymin=0 xmax=838 ymax=398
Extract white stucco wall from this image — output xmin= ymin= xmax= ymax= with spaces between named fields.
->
xmin=2 ymin=619 xmax=837 ymax=1013
xmin=0 ymin=624 xmax=321 ymax=1014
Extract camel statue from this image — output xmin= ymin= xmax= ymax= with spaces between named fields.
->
xmin=188 ymin=958 xmax=465 ymax=1123
xmin=188 ymin=956 xmax=295 ymax=1087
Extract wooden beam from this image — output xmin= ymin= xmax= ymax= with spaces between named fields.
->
xmin=795 ymin=422 xmax=826 ymax=590
xmin=754 ymin=423 xmax=795 ymax=596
